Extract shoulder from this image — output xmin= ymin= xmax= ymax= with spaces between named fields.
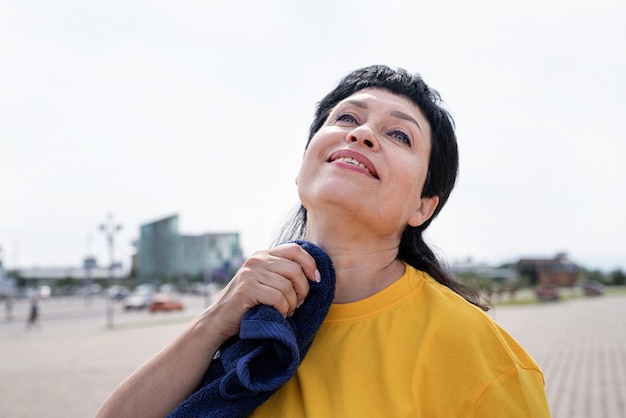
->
xmin=406 ymin=266 xmax=550 ymax=415
xmin=405 ymin=265 xmax=542 ymax=373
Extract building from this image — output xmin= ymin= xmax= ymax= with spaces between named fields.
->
xmin=15 ymin=260 xmax=112 ymax=283
xmin=516 ymin=253 xmax=579 ymax=286
xmin=136 ymin=214 xmax=243 ymax=285
xmin=10 ymin=256 xmax=117 ymax=296
xmin=449 ymin=259 xmax=519 ymax=283
xmin=136 ymin=215 xmax=180 ymax=283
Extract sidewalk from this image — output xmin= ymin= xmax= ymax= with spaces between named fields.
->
xmin=492 ymin=294 xmax=626 ymax=417
xmin=1 ymin=294 xmax=625 ymax=417
xmin=0 ymin=296 xmax=202 ymax=418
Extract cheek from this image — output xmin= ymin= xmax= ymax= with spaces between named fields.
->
xmin=296 ymin=152 xmax=318 ymax=201
xmin=298 ymin=135 xmax=328 ymax=179
xmin=297 ymin=151 xmax=315 ymax=181
xmin=409 ymin=154 xmax=430 ymax=189
xmin=392 ymin=162 xmax=429 ymax=204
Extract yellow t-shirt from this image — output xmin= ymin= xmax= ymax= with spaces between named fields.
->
xmin=249 ymin=264 xmax=551 ymax=417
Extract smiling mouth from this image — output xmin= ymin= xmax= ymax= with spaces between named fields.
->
xmin=332 ymin=156 xmax=379 ymax=179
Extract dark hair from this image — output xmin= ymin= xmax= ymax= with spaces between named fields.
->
xmin=276 ymin=65 xmax=488 ymax=311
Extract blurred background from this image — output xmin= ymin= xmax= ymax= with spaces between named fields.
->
xmin=1 ymin=0 xmax=625 ymax=275
xmin=1 ymin=0 xmax=625 ymax=417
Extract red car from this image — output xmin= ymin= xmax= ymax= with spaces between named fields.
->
xmin=535 ymin=284 xmax=560 ymax=302
xmin=148 ymin=294 xmax=184 ymax=313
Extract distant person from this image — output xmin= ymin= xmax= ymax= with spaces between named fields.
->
xmin=98 ymin=65 xmax=551 ymax=417
xmin=5 ymin=296 xmax=13 ymax=321
xmin=25 ymin=295 xmax=39 ymax=330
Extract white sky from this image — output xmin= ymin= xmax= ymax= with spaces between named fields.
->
xmin=1 ymin=0 xmax=625 ymax=272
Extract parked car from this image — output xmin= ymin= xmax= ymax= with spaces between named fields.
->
xmin=123 ymin=289 xmax=154 ymax=310
xmin=535 ymin=284 xmax=560 ymax=301
xmin=148 ymin=294 xmax=184 ymax=313
xmin=108 ymin=285 xmax=130 ymax=301
xmin=581 ymin=279 xmax=605 ymax=296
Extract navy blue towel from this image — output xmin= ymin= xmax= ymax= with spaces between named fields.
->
xmin=168 ymin=240 xmax=336 ymax=418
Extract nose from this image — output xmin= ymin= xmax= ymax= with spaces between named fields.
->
xmin=346 ymin=124 xmax=379 ymax=150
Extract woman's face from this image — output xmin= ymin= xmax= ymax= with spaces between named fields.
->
xmin=297 ymin=88 xmax=439 ymax=237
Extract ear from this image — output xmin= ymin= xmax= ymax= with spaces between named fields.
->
xmin=408 ymin=196 xmax=439 ymax=227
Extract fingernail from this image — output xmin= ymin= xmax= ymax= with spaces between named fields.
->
xmin=315 ymin=269 xmax=321 ymax=283
xmin=296 ymin=300 xmax=304 ymax=309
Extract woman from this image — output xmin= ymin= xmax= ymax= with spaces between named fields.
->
xmin=98 ymin=65 xmax=551 ymax=417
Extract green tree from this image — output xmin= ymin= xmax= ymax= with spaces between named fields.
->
xmin=610 ymin=269 xmax=626 ymax=286
xmin=8 ymin=270 xmax=28 ymax=290
xmin=57 ymin=276 xmax=80 ymax=288
xmin=454 ymin=272 xmax=493 ymax=293
xmin=580 ymin=268 xmax=609 ymax=285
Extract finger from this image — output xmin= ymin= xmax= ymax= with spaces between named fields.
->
xmin=254 ymin=268 xmax=302 ymax=315
xmin=231 ymin=244 xmax=318 ymax=316
xmin=257 ymin=277 xmax=298 ymax=317
xmin=221 ymin=269 xmax=294 ymax=317
xmin=267 ymin=244 xmax=319 ymax=307
xmin=233 ymin=256 xmax=302 ymax=315
xmin=270 ymin=243 xmax=321 ymax=283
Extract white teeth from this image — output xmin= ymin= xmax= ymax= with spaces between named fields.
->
xmin=336 ymin=157 xmax=369 ymax=172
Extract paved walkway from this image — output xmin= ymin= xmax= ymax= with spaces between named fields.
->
xmin=492 ymin=295 xmax=626 ymax=418
xmin=1 ymin=293 xmax=625 ymax=417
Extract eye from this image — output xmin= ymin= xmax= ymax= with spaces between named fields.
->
xmin=336 ymin=112 xmax=358 ymax=124
xmin=388 ymin=129 xmax=412 ymax=146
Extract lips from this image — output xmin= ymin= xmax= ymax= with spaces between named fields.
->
xmin=328 ymin=149 xmax=379 ymax=179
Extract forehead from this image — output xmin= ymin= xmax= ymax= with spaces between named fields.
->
xmin=335 ymin=88 xmax=424 ymax=117
xmin=333 ymin=88 xmax=431 ymax=138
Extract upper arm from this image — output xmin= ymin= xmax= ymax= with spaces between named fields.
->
xmin=467 ymin=365 xmax=551 ymax=418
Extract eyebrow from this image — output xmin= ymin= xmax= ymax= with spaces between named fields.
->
xmin=390 ymin=110 xmax=422 ymax=133
xmin=346 ymin=100 xmax=423 ymax=133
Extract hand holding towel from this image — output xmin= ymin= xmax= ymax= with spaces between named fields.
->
xmin=168 ymin=240 xmax=336 ymax=418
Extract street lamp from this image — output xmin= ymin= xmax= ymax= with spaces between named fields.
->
xmin=100 ymin=213 xmax=122 ymax=329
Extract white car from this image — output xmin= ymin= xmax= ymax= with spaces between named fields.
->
xmin=123 ymin=289 xmax=154 ymax=310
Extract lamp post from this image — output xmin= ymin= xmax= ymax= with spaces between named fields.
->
xmin=100 ymin=213 xmax=122 ymax=329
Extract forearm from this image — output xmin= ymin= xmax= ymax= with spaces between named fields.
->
xmin=97 ymin=244 xmax=316 ymax=417
xmin=97 ymin=313 xmax=224 ymax=418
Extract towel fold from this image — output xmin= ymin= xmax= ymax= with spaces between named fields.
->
xmin=168 ymin=240 xmax=336 ymax=418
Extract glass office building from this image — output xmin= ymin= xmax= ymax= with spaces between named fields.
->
xmin=137 ymin=214 xmax=242 ymax=284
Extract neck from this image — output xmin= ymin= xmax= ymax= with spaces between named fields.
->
xmin=305 ymin=214 xmax=405 ymax=303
